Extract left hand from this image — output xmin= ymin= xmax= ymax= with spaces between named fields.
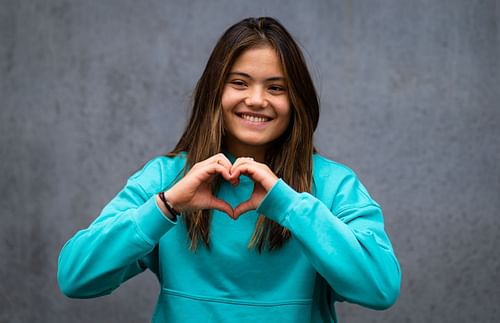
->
xmin=229 ymin=157 xmax=279 ymax=219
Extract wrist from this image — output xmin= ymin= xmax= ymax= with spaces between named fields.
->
xmin=263 ymin=175 xmax=279 ymax=191
xmin=164 ymin=189 xmax=182 ymax=211
xmin=156 ymin=193 xmax=179 ymax=220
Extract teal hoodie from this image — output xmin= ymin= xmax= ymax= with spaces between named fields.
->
xmin=57 ymin=153 xmax=401 ymax=322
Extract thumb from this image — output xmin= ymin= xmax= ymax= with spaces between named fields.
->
xmin=233 ymin=199 xmax=257 ymax=220
xmin=209 ymin=198 xmax=234 ymax=218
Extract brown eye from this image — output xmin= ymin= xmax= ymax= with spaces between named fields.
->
xmin=230 ymin=80 xmax=246 ymax=88
xmin=269 ymin=85 xmax=286 ymax=93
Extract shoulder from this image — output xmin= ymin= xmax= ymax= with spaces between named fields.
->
xmin=312 ymin=153 xmax=357 ymax=179
xmin=128 ymin=152 xmax=187 ymax=194
xmin=312 ymin=153 xmax=379 ymax=209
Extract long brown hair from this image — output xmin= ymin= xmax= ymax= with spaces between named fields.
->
xmin=169 ymin=17 xmax=319 ymax=252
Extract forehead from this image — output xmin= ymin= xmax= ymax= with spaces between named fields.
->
xmin=230 ymin=46 xmax=284 ymax=77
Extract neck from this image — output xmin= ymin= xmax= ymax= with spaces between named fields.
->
xmin=223 ymin=142 xmax=267 ymax=163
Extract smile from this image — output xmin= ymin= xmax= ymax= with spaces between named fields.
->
xmin=238 ymin=113 xmax=271 ymax=123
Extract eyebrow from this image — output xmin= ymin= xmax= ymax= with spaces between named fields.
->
xmin=228 ymin=72 xmax=286 ymax=82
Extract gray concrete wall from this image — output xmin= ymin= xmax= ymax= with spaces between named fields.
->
xmin=1 ymin=1 xmax=499 ymax=322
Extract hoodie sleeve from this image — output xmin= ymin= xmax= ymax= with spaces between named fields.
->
xmin=257 ymin=169 xmax=401 ymax=310
xmin=57 ymin=157 xmax=178 ymax=298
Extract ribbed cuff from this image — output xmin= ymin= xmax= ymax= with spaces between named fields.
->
xmin=132 ymin=195 xmax=177 ymax=244
xmin=257 ymin=179 xmax=301 ymax=224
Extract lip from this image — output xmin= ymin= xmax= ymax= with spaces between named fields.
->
xmin=235 ymin=111 xmax=273 ymax=120
xmin=234 ymin=112 xmax=273 ymax=129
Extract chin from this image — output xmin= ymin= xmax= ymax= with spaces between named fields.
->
xmin=241 ymin=135 xmax=274 ymax=146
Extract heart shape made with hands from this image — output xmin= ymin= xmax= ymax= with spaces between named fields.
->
xmin=166 ymin=155 xmax=278 ymax=220
xmin=216 ymin=174 xmax=264 ymax=220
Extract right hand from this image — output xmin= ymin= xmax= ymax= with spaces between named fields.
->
xmin=163 ymin=153 xmax=235 ymax=217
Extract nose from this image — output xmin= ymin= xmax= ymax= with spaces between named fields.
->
xmin=244 ymin=87 xmax=268 ymax=108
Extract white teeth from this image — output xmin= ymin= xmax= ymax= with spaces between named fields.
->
xmin=241 ymin=114 xmax=268 ymax=123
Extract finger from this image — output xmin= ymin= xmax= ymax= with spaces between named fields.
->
xmin=213 ymin=153 xmax=233 ymax=171
xmin=230 ymin=158 xmax=256 ymax=179
xmin=191 ymin=162 xmax=231 ymax=185
xmin=233 ymin=199 xmax=257 ymax=219
xmin=202 ymin=153 xmax=233 ymax=170
xmin=231 ymin=162 xmax=278 ymax=191
xmin=208 ymin=198 xmax=234 ymax=218
xmin=204 ymin=163 xmax=232 ymax=182
xmin=230 ymin=162 xmax=256 ymax=181
xmin=231 ymin=156 xmax=255 ymax=169
xmin=215 ymin=157 xmax=238 ymax=184
xmin=191 ymin=154 xmax=229 ymax=173
xmin=227 ymin=157 xmax=252 ymax=185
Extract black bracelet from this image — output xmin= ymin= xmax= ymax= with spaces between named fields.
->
xmin=158 ymin=192 xmax=180 ymax=217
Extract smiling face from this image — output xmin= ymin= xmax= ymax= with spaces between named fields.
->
xmin=221 ymin=46 xmax=291 ymax=160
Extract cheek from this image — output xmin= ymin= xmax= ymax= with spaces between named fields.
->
xmin=221 ymin=94 xmax=233 ymax=119
xmin=221 ymin=96 xmax=237 ymax=130
xmin=277 ymin=100 xmax=291 ymax=125
xmin=221 ymin=95 xmax=242 ymax=122
xmin=221 ymin=91 xmax=229 ymax=111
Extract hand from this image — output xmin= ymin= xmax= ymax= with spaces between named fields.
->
xmin=164 ymin=153 xmax=236 ymax=217
xmin=229 ymin=157 xmax=279 ymax=219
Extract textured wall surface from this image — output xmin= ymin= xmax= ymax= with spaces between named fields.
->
xmin=1 ymin=1 xmax=499 ymax=322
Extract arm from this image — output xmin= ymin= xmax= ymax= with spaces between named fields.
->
xmin=57 ymin=157 xmax=177 ymax=298
xmin=57 ymin=153 xmax=236 ymax=298
xmin=230 ymin=157 xmax=401 ymax=310
xmin=257 ymin=176 xmax=401 ymax=310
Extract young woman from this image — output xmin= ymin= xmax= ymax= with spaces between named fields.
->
xmin=58 ymin=17 xmax=401 ymax=323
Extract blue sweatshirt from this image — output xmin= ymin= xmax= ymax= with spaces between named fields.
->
xmin=57 ymin=153 xmax=401 ymax=322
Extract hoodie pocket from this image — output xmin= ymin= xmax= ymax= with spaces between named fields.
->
xmin=152 ymin=288 xmax=312 ymax=323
